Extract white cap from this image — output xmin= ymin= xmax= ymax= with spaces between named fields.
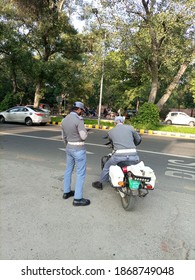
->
xmin=114 ymin=116 xmax=125 ymax=123
xmin=73 ymin=101 xmax=85 ymax=112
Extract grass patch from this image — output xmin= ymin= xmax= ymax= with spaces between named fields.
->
xmin=51 ymin=116 xmax=63 ymax=123
xmin=155 ymin=124 xmax=195 ymax=134
xmin=84 ymin=119 xmax=114 ymax=127
xmin=51 ymin=116 xmax=114 ymax=127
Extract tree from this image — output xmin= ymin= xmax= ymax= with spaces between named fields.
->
xmin=0 ymin=4 xmax=36 ymax=107
xmin=156 ymin=56 xmax=194 ymax=110
xmin=93 ymin=0 xmax=195 ymax=110
xmin=5 ymin=0 xmax=83 ymax=107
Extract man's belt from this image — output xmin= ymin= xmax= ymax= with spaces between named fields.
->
xmin=115 ymin=149 xmax=136 ymax=154
xmin=68 ymin=141 xmax=85 ymax=146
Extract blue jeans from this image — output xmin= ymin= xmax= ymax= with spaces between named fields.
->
xmin=64 ymin=148 xmax=86 ymax=199
xmin=100 ymin=154 xmax=139 ymax=183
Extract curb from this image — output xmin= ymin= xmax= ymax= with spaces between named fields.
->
xmin=49 ymin=122 xmax=195 ymax=139
xmin=137 ymin=129 xmax=195 ymax=139
xmin=49 ymin=121 xmax=113 ymax=130
xmin=84 ymin=124 xmax=113 ymax=130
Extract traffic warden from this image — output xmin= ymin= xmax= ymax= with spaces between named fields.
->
xmin=61 ymin=101 xmax=90 ymax=206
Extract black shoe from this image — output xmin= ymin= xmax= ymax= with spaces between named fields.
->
xmin=73 ymin=198 xmax=90 ymax=206
xmin=63 ymin=190 xmax=75 ymax=199
xmin=92 ymin=181 xmax=103 ymax=190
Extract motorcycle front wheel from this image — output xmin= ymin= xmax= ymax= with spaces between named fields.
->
xmin=121 ymin=187 xmax=137 ymax=211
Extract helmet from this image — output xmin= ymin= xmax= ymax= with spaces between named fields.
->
xmin=73 ymin=101 xmax=85 ymax=112
xmin=114 ymin=116 xmax=125 ymax=123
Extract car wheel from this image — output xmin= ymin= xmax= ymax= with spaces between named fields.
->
xmin=40 ymin=123 xmax=47 ymax=126
xmin=189 ymin=121 xmax=194 ymax=127
xmin=166 ymin=120 xmax=172 ymax=125
xmin=25 ymin=117 xmax=33 ymax=126
xmin=0 ymin=115 xmax=5 ymax=123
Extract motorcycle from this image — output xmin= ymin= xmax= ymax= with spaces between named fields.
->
xmin=101 ymin=140 xmax=156 ymax=211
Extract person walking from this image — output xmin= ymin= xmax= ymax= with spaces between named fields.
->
xmin=61 ymin=101 xmax=90 ymax=206
xmin=92 ymin=116 xmax=142 ymax=190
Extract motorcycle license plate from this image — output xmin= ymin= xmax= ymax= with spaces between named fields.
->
xmin=129 ymin=179 xmax=140 ymax=190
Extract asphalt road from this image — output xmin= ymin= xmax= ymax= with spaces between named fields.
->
xmin=0 ymin=123 xmax=195 ymax=260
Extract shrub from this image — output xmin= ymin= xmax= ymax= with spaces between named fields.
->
xmin=0 ymin=93 xmax=18 ymax=111
xmin=131 ymin=102 xmax=160 ymax=130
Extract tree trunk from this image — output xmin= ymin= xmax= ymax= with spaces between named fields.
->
xmin=142 ymin=0 xmax=159 ymax=104
xmin=147 ymin=41 xmax=159 ymax=103
xmin=148 ymin=69 xmax=158 ymax=103
xmin=12 ymin=72 xmax=17 ymax=94
xmin=11 ymin=62 xmax=17 ymax=94
xmin=33 ymin=81 xmax=42 ymax=108
xmin=148 ymin=26 xmax=159 ymax=104
xmin=156 ymin=62 xmax=189 ymax=111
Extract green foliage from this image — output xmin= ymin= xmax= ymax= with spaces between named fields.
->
xmin=183 ymin=92 xmax=195 ymax=108
xmin=131 ymin=103 xmax=160 ymax=130
xmin=93 ymin=0 xmax=194 ymax=109
xmin=0 ymin=0 xmax=85 ymax=108
xmin=0 ymin=93 xmax=19 ymax=111
xmin=0 ymin=0 xmax=194 ymax=112
xmin=189 ymin=67 xmax=195 ymax=103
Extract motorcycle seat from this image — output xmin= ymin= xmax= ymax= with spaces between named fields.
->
xmin=117 ymin=161 xmax=138 ymax=168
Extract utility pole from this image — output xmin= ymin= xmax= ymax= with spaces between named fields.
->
xmin=92 ymin=8 xmax=106 ymax=127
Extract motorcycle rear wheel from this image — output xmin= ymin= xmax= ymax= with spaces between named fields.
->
xmin=121 ymin=187 xmax=137 ymax=211
xmin=101 ymin=155 xmax=111 ymax=170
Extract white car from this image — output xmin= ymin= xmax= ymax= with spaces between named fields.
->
xmin=165 ymin=112 xmax=195 ymax=127
xmin=27 ymin=104 xmax=51 ymax=113
xmin=0 ymin=106 xmax=51 ymax=126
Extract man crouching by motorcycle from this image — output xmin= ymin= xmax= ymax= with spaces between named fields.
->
xmin=92 ymin=116 xmax=142 ymax=190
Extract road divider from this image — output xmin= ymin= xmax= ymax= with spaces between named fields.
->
xmin=48 ymin=121 xmax=195 ymax=139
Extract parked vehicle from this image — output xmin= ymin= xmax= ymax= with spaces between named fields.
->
xmin=0 ymin=106 xmax=51 ymax=126
xmin=165 ymin=111 xmax=195 ymax=127
xmin=26 ymin=103 xmax=51 ymax=113
xmin=39 ymin=103 xmax=51 ymax=113
xmin=101 ymin=139 xmax=156 ymax=211
xmin=124 ymin=109 xmax=137 ymax=119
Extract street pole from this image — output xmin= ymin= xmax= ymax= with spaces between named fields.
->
xmin=92 ymin=8 xmax=105 ymax=127
xmin=98 ymin=62 xmax=104 ymax=126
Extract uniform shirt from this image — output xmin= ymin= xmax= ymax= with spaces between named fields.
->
xmin=108 ymin=123 xmax=141 ymax=151
xmin=61 ymin=112 xmax=88 ymax=150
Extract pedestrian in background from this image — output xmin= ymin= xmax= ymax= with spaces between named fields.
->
xmin=61 ymin=101 xmax=90 ymax=206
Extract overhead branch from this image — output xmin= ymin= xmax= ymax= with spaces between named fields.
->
xmin=126 ymin=9 xmax=146 ymax=21
xmin=58 ymin=0 xmax=66 ymax=12
xmin=142 ymin=0 xmax=150 ymax=15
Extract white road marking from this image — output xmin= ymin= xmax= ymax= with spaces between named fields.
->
xmin=1 ymin=131 xmax=195 ymax=159
xmin=165 ymin=159 xmax=195 ymax=181
xmin=58 ymin=148 xmax=94 ymax=155
xmin=184 ymin=186 xmax=195 ymax=191
xmin=136 ymin=149 xmax=195 ymax=159
xmin=168 ymin=163 xmax=195 ymax=169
